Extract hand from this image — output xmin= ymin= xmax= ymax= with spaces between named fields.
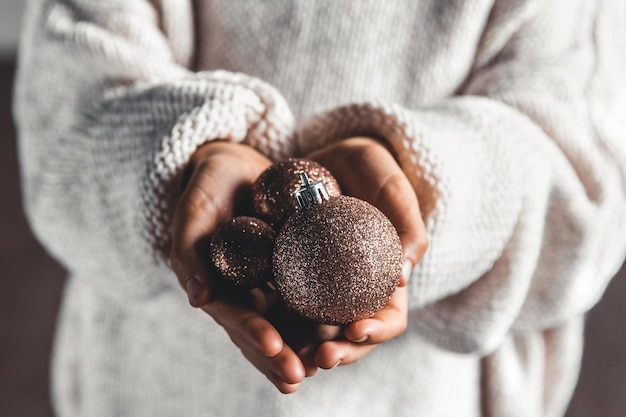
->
xmin=169 ymin=141 xmax=306 ymax=393
xmin=306 ymin=137 xmax=428 ymax=369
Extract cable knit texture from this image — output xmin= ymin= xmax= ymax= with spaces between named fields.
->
xmin=14 ymin=0 xmax=626 ymax=416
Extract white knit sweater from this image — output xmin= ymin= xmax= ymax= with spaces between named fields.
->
xmin=14 ymin=1 xmax=626 ymax=416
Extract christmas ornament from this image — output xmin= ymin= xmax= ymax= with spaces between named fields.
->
xmin=272 ymin=172 xmax=402 ymax=325
xmin=209 ymin=216 xmax=275 ymax=289
xmin=252 ymin=158 xmax=341 ymax=230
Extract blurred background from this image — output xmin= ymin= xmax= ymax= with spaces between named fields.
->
xmin=1 ymin=1 xmax=625 ymax=416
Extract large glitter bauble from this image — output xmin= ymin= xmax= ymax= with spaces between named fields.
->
xmin=210 ymin=216 xmax=275 ymax=288
xmin=252 ymin=158 xmax=341 ymax=230
xmin=273 ymin=196 xmax=402 ymax=325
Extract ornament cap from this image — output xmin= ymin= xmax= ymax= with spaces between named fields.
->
xmin=293 ymin=171 xmax=330 ymax=209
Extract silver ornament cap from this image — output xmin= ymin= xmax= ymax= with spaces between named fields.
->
xmin=293 ymin=171 xmax=330 ymax=209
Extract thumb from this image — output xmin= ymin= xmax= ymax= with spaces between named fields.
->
xmin=169 ymin=143 xmax=271 ymax=306
xmin=170 ymin=165 xmax=230 ymax=307
xmin=371 ymin=172 xmax=428 ymax=286
xmin=308 ymin=137 xmax=428 ymax=286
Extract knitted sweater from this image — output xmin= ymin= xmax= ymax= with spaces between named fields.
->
xmin=14 ymin=0 xmax=626 ymax=416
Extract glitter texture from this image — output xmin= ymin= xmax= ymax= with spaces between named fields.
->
xmin=273 ymin=196 xmax=402 ymax=325
xmin=210 ymin=216 xmax=275 ymax=288
xmin=252 ymin=158 xmax=341 ymax=230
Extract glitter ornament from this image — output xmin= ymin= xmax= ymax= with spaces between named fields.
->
xmin=273 ymin=172 xmax=402 ymax=325
xmin=252 ymin=158 xmax=341 ymax=230
xmin=210 ymin=216 xmax=275 ymax=289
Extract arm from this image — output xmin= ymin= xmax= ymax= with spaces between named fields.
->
xmin=14 ymin=0 xmax=303 ymax=392
xmin=14 ymin=0 xmax=294 ymax=297
xmin=297 ymin=0 xmax=626 ymax=354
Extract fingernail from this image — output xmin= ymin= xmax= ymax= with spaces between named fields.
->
xmin=186 ymin=277 xmax=203 ymax=306
xmin=402 ymin=260 xmax=413 ymax=282
xmin=352 ymin=335 xmax=368 ymax=343
xmin=330 ymin=359 xmax=341 ymax=369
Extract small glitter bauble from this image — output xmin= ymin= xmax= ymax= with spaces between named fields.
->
xmin=252 ymin=158 xmax=341 ymax=230
xmin=273 ymin=196 xmax=402 ymax=325
xmin=210 ymin=216 xmax=275 ymax=288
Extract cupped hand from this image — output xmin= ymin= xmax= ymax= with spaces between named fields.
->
xmin=169 ymin=141 xmax=305 ymax=393
xmin=306 ymin=137 xmax=428 ymax=369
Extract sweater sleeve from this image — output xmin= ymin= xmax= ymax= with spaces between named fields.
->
xmin=14 ymin=0 xmax=295 ymax=299
xmin=296 ymin=0 xmax=626 ymax=354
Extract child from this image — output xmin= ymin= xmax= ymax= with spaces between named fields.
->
xmin=15 ymin=0 xmax=626 ymax=416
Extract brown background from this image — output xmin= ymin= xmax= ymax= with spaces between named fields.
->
xmin=1 ymin=59 xmax=625 ymax=417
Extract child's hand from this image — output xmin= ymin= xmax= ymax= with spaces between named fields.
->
xmin=306 ymin=137 xmax=429 ymax=369
xmin=169 ymin=141 xmax=306 ymax=394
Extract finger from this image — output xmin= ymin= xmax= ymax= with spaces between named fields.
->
xmin=206 ymin=298 xmax=307 ymax=387
xmin=170 ymin=167 xmax=228 ymax=306
xmin=300 ymin=324 xmax=341 ymax=375
xmin=315 ymin=324 xmax=342 ymax=342
xmin=250 ymin=288 xmax=281 ymax=315
xmin=314 ymin=339 xmax=377 ymax=369
xmin=267 ymin=373 xmax=301 ymax=394
xmin=203 ymin=300 xmax=283 ymax=357
xmin=238 ymin=339 xmax=306 ymax=386
xmin=370 ymin=170 xmax=428 ymax=286
xmin=297 ymin=344 xmax=319 ymax=377
xmin=343 ymin=285 xmax=408 ymax=344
